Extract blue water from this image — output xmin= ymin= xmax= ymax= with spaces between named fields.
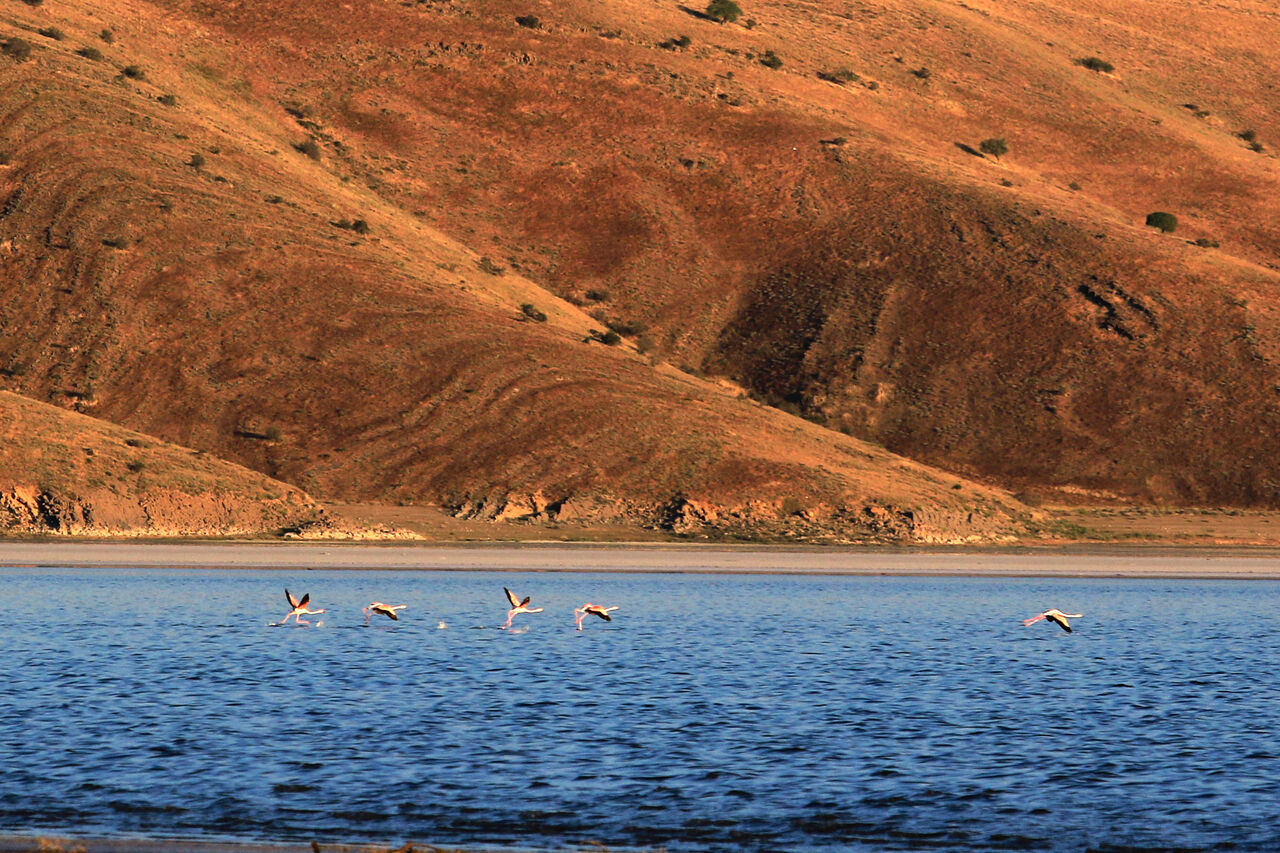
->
xmin=1 ymin=568 xmax=1279 ymax=852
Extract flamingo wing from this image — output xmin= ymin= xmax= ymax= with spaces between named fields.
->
xmin=505 ymin=587 xmax=521 ymax=608
xmin=587 ymin=606 xmax=611 ymax=621
xmin=520 ymin=596 xmax=531 ymax=608
xmin=299 ymin=593 xmax=310 ymax=608
xmin=286 ymin=589 xmax=300 ymax=609
xmin=1046 ymin=613 xmax=1073 ymax=632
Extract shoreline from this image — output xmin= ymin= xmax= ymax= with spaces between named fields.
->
xmin=2 ymin=541 xmax=1280 ymax=578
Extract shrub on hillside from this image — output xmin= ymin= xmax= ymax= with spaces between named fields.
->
xmin=187 ymin=153 xmax=205 ymax=169
xmin=1238 ymin=129 xmax=1258 ymax=143
xmin=817 ymin=68 xmax=858 ymax=85
xmin=100 ymin=29 xmax=115 ymax=44
xmin=1075 ymin=56 xmax=1114 ymax=73
xmin=76 ymin=46 xmax=103 ymax=61
xmin=293 ymin=138 xmax=322 ymax=160
xmin=1145 ymin=211 xmax=1178 ymax=233
xmin=585 ymin=288 xmax=610 ymax=302
xmin=37 ymin=27 xmax=64 ymax=41
xmin=1193 ymin=237 xmax=1219 ymax=248
xmin=20 ymin=0 xmax=43 ymax=6
xmin=515 ymin=15 xmax=540 ymax=29
xmin=2 ymin=38 xmax=32 ymax=62
xmin=477 ymin=256 xmax=504 ymax=275
xmin=979 ymin=137 xmax=1008 ymax=159
xmin=759 ymin=50 xmax=783 ymax=70
xmin=705 ymin=0 xmax=742 ymax=24
xmin=587 ymin=329 xmax=622 ymax=346
xmin=520 ymin=303 xmax=547 ymax=322
xmin=911 ymin=67 xmax=931 ymax=80
xmin=121 ymin=64 xmax=145 ymax=79
xmin=158 ymin=93 xmax=177 ymax=106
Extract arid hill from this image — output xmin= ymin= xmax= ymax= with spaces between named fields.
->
xmin=2 ymin=0 xmax=1278 ymax=539
xmin=0 ymin=391 xmax=319 ymax=535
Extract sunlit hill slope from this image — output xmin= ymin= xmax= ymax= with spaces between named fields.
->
xmin=3 ymin=0 xmax=1279 ymax=538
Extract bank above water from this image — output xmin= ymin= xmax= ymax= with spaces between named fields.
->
xmin=2 ymin=541 xmax=1280 ymax=578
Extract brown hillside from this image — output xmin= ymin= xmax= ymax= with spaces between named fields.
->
xmin=0 ymin=391 xmax=318 ymax=536
xmin=0 ymin=0 xmax=1026 ymax=542
xmin=95 ymin=0 xmax=1280 ymax=507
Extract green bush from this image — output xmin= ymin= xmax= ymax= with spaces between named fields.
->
xmin=759 ymin=50 xmax=782 ymax=70
xmin=1238 ymin=129 xmax=1258 ymax=143
xmin=515 ymin=15 xmax=540 ymax=28
xmin=76 ymin=46 xmax=103 ymax=61
xmin=520 ymin=303 xmax=548 ymax=322
xmin=1145 ymin=211 xmax=1178 ymax=233
xmin=817 ymin=69 xmax=858 ymax=85
xmin=293 ymin=138 xmax=322 ymax=160
xmin=1075 ymin=56 xmax=1114 ymax=73
xmin=911 ymin=67 xmax=931 ymax=79
xmin=477 ymin=256 xmax=504 ymax=275
xmin=585 ymin=288 xmax=610 ymax=302
xmin=2 ymin=38 xmax=32 ymax=61
xmin=37 ymin=27 xmax=64 ymax=41
xmin=100 ymin=29 xmax=115 ymax=44
xmin=158 ymin=93 xmax=177 ymax=106
xmin=121 ymin=64 xmax=145 ymax=79
xmin=588 ymin=329 xmax=622 ymax=346
xmin=705 ymin=0 xmax=742 ymax=24
xmin=1193 ymin=237 xmax=1219 ymax=248
xmin=979 ymin=137 xmax=1008 ymax=159
xmin=187 ymin=153 xmax=205 ymax=169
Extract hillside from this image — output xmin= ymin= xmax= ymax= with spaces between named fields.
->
xmin=0 ymin=391 xmax=320 ymax=536
xmin=2 ymin=0 xmax=1278 ymax=538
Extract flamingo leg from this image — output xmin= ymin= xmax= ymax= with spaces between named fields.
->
xmin=504 ymin=611 xmax=515 ymax=629
xmin=1022 ymin=615 xmax=1046 ymax=626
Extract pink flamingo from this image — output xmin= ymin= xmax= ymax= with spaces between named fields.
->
xmin=1022 ymin=609 xmax=1083 ymax=633
xmin=281 ymin=589 xmax=325 ymax=625
xmin=503 ymin=587 xmax=543 ymax=628
xmin=363 ymin=602 xmax=407 ymax=625
xmin=574 ymin=603 xmax=619 ymax=630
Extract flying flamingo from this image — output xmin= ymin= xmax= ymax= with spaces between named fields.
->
xmin=574 ymin=603 xmax=619 ymax=630
xmin=363 ymin=602 xmax=407 ymax=625
xmin=1022 ymin=609 xmax=1083 ymax=633
xmin=503 ymin=587 xmax=543 ymax=628
xmin=281 ymin=589 xmax=326 ymax=625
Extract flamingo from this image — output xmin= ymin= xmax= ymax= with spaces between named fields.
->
xmin=503 ymin=587 xmax=543 ymax=628
xmin=574 ymin=603 xmax=619 ymax=630
xmin=363 ymin=602 xmax=407 ymax=625
xmin=1022 ymin=609 xmax=1083 ymax=633
xmin=281 ymin=589 xmax=326 ymax=625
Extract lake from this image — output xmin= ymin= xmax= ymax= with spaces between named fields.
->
xmin=1 ymin=567 xmax=1278 ymax=851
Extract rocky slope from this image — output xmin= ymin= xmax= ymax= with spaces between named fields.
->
xmin=0 ymin=391 xmax=324 ymax=536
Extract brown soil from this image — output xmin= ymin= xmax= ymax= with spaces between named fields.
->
xmin=2 ymin=0 xmax=1278 ymax=540
xmin=0 ymin=391 xmax=319 ymax=536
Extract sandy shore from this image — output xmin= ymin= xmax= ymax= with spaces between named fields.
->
xmin=1 ymin=541 xmax=1280 ymax=578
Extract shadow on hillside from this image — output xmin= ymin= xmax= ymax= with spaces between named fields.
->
xmin=954 ymin=142 xmax=986 ymax=158
xmin=678 ymin=5 xmax=716 ymax=22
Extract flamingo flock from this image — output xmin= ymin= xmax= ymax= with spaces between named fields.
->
xmin=275 ymin=585 xmax=1080 ymax=636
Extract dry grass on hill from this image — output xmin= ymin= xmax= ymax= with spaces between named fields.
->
xmin=1 ymin=0 xmax=1279 ymax=540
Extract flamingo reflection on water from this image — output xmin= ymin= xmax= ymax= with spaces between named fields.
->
xmin=1022 ymin=609 xmax=1083 ymax=633
xmin=363 ymin=602 xmax=407 ymax=625
xmin=503 ymin=587 xmax=543 ymax=628
xmin=574 ymin=603 xmax=619 ymax=630
xmin=281 ymin=589 xmax=326 ymax=625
